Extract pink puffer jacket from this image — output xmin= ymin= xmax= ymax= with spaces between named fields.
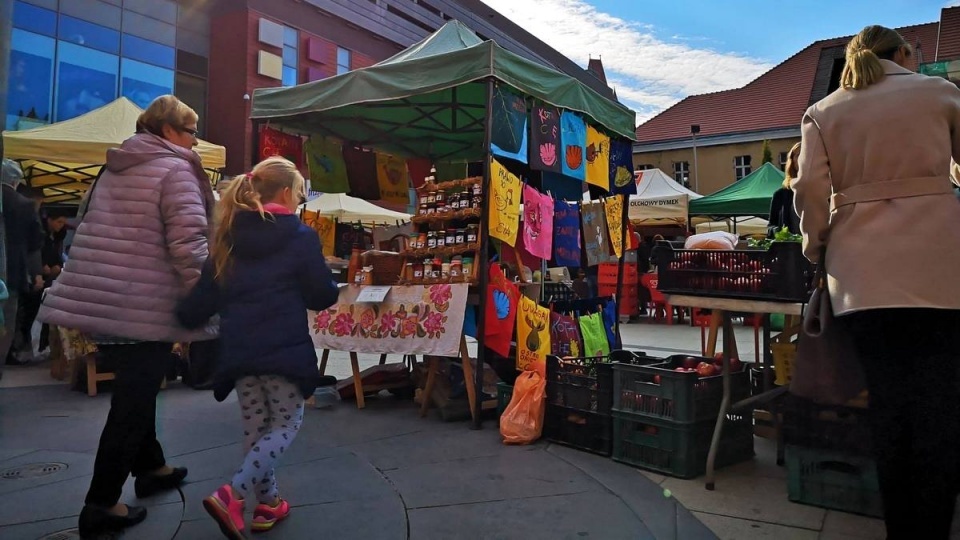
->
xmin=39 ymin=133 xmax=218 ymax=342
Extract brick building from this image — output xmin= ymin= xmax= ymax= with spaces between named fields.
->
xmin=633 ymin=7 xmax=960 ymax=196
xmin=0 ymin=0 xmax=615 ymax=173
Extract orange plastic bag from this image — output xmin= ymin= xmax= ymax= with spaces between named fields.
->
xmin=500 ymin=370 xmax=546 ymax=445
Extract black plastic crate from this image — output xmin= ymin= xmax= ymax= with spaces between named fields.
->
xmin=612 ymin=411 xmax=755 ymax=479
xmin=546 ymin=355 xmax=612 ymax=414
xmin=654 ymin=241 xmax=814 ymax=302
xmin=496 ymin=382 xmax=513 ymax=420
xmin=545 ymin=405 xmax=612 ymax=456
xmin=613 ymin=355 xmax=750 ymax=424
xmin=786 ymin=445 xmax=882 ymax=518
xmin=782 ymin=396 xmax=872 ymax=455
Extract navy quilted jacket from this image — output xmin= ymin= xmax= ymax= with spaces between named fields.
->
xmin=177 ymin=211 xmax=339 ymax=401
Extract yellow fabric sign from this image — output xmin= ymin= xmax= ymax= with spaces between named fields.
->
xmin=376 ymin=153 xmax=410 ymax=203
xmin=585 ymin=125 xmax=610 ymax=190
xmin=605 ymin=195 xmax=625 ymax=258
xmin=302 ymin=210 xmax=336 ymax=257
xmin=516 ymin=295 xmax=551 ymax=371
xmin=489 ymin=158 xmax=522 ymax=247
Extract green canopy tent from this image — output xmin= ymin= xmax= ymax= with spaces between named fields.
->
xmin=249 ymin=20 xmax=636 ymax=427
xmin=688 ymin=162 xmax=786 ymax=218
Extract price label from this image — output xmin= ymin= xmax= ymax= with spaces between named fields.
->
xmin=356 ymin=285 xmax=392 ymax=303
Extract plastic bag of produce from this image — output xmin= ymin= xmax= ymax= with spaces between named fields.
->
xmin=684 ymin=231 xmax=737 ymax=250
xmin=500 ymin=370 xmax=546 ymax=445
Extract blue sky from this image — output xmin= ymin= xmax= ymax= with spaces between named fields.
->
xmin=480 ymin=0 xmax=954 ymax=123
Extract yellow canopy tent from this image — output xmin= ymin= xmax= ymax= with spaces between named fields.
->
xmin=2 ymin=97 xmax=226 ymax=203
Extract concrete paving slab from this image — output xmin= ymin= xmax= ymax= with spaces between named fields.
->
xmin=385 ymin=444 xmax=599 ymax=509
xmin=0 ymin=515 xmax=78 ymax=540
xmin=0 ymin=450 xmax=95 ymax=497
xmin=693 ymin=512 xmax=820 ymax=540
xmin=408 ymin=490 xmax=654 ymax=540
xmin=819 ymin=511 xmax=885 ymax=539
xmin=0 ymin=474 xmax=90 ymax=527
xmin=345 ymin=422 xmax=505 ymax=471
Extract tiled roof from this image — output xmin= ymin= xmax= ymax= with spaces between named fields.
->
xmin=937 ymin=7 xmax=960 ymax=60
xmin=587 ymin=57 xmax=607 ymax=84
xmin=635 ymin=22 xmax=940 ymax=145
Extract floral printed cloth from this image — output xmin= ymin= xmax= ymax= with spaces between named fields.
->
xmin=309 ymin=284 xmax=469 ymax=356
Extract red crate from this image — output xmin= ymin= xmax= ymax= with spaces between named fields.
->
xmin=599 ymin=263 xmax=638 ymax=285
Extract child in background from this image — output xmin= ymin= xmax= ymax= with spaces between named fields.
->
xmin=177 ymin=156 xmax=339 ymax=539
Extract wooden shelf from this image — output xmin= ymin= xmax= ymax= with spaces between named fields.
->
xmin=411 ymin=207 xmax=482 ymax=224
xmin=403 ymin=243 xmax=480 ymax=259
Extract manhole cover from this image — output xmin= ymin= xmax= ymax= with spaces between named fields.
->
xmin=38 ymin=530 xmax=79 ymax=540
xmin=0 ymin=462 xmax=68 ymax=479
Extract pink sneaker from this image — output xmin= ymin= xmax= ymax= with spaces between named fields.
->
xmin=251 ymin=498 xmax=290 ymax=532
xmin=203 ymin=485 xmax=246 ymax=540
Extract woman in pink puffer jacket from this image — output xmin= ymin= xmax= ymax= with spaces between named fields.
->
xmin=39 ymin=95 xmax=216 ymax=539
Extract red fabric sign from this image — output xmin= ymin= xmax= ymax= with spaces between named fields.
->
xmin=259 ymin=127 xmax=304 ymax=169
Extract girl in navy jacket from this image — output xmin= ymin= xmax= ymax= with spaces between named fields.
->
xmin=177 ymin=156 xmax=338 ymax=539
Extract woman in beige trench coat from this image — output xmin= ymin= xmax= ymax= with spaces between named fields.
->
xmin=793 ymin=25 xmax=960 ymax=539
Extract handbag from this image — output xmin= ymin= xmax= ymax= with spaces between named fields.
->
xmin=790 ymin=247 xmax=866 ymax=405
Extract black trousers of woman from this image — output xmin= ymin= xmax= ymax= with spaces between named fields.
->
xmin=846 ymin=309 xmax=960 ymax=540
xmin=85 ymin=342 xmax=172 ymax=507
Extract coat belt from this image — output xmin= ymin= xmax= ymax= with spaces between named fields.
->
xmin=831 ymin=176 xmax=955 ymax=212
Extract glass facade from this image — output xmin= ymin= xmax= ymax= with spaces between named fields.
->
xmin=5 ymin=0 xmax=204 ymax=131
xmin=282 ymin=26 xmax=298 ymax=87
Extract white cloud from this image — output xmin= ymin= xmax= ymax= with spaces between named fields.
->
xmin=479 ymin=0 xmax=773 ymax=125
xmin=946 ymin=1 xmax=960 ymax=7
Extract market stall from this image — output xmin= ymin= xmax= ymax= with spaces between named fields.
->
xmin=250 ymin=20 xmax=637 ymax=426
xmin=2 ymin=97 xmax=226 ymax=203
xmin=688 ymin=162 xmax=785 ymax=220
xmin=695 ymin=216 xmax=769 ymax=236
xmin=629 ymin=168 xmax=702 ymax=231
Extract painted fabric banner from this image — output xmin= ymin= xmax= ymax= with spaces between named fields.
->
xmin=304 ymin=136 xmax=349 ymax=193
xmin=605 ymin=195 xmax=625 ymax=259
xmin=376 ymin=153 xmax=410 ymax=203
xmin=491 ymin=87 xmax=529 ymax=164
xmin=259 ymin=127 xmax=303 ymax=168
xmin=579 ymin=312 xmax=610 ymax=357
xmin=550 ymin=311 xmax=583 ymax=358
xmin=407 ymin=158 xmax=431 ymax=189
xmin=608 ymin=138 xmax=637 ymax=195
xmin=521 ymin=185 xmax=554 ymax=260
xmin=517 ymin=296 xmax=551 ymax=371
xmin=489 ymin=158 xmax=522 ymax=246
xmin=585 ymin=125 xmax=610 ymax=191
xmin=542 ymin=171 xmax=583 ymax=202
xmin=301 ymin=210 xmax=336 ymax=256
xmin=309 ymin=284 xmax=468 ymax=356
xmin=529 ymin=104 xmax=561 ymax=173
xmin=602 ymin=299 xmax=619 ymax=350
xmin=560 ymin=111 xmax=586 ymax=181
xmin=484 ymin=263 xmax=520 ymax=357
xmin=342 ymin=146 xmax=380 ymax=200
xmin=581 ymin=201 xmax=613 ymax=266
xmin=552 ymin=200 xmax=581 ymax=267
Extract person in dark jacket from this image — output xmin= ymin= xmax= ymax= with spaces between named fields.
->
xmin=177 ymin=156 xmax=338 ymax=539
xmin=768 ymin=142 xmax=801 ymax=236
xmin=0 ymin=159 xmax=43 ymax=373
xmin=15 ymin=206 xmax=69 ymax=360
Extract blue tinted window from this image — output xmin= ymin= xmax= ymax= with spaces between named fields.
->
xmin=282 ymin=45 xmax=297 ymax=67
xmin=122 ymin=34 xmax=175 ymax=69
xmin=56 ymin=42 xmax=119 ymax=122
xmin=121 ymin=59 xmax=174 ymax=110
xmin=6 ymin=29 xmax=56 ymax=130
xmin=12 ymin=1 xmax=57 ymax=37
xmin=59 ymin=15 xmax=120 ymax=54
xmin=283 ymin=26 xmax=298 ymax=47
xmin=282 ymin=66 xmax=298 ymax=87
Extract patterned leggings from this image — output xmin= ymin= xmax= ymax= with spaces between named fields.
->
xmin=232 ymin=375 xmax=304 ymax=504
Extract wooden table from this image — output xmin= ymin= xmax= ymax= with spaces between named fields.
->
xmin=665 ymin=295 xmax=804 ymax=490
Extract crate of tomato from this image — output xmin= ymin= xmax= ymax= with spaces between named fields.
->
xmin=613 ymin=354 xmax=751 ymax=424
xmin=653 ymin=239 xmax=814 ymax=303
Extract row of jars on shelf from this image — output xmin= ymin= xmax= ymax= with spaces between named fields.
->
xmin=405 ymin=255 xmax=475 ymax=281
xmin=418 ymin=184 xmax=483 ymax=215
xmin=409 ymin=225 xmax=480 ymax=250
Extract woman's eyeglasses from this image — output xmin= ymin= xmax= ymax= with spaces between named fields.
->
xmin=180 ymin=127 xmax=199 ymax=137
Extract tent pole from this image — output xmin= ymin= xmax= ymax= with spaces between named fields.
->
xmin=472 ymin=77 xmax=496 ymax=430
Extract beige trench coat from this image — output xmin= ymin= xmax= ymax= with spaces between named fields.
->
xmin=794 ymin=59 xmax=960 ymax=315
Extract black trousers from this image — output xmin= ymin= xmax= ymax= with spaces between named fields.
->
xmin=846 ymin=308 xmax=960 ymax=540
xmin=85 ymin=342 xmax=172 ymax=507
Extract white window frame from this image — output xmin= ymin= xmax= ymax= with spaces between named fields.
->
xmin=734 ymin=155 xmax=752 ymax=180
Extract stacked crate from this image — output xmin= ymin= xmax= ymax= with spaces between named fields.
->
xmin=597 ymin=263 xmax=639 ymax=317
xmin=611 ymin=355 xmax=754 ymax=478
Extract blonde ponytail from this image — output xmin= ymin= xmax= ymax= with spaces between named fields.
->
xmin=211 ymin=156 xmax=304 ymax=281
xmin=841 ymin=25 xmax=910 ymax=90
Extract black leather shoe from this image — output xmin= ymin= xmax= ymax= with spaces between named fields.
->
xmin=134 ymin=466 xmax=188 ymax=498
xmin=78 ymin=504 xmax=147 ymax=538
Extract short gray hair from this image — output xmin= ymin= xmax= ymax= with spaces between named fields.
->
xmin=0 ymin=159 xmax=24 ymax=188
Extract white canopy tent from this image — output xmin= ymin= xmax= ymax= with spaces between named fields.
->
xmin=695 ymin=216 xmax=769 ymax=236
xmin=628 ymin=168 xmax=702 ymax=226
xmin=301 ymin=192 xmax=411 ymax=224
